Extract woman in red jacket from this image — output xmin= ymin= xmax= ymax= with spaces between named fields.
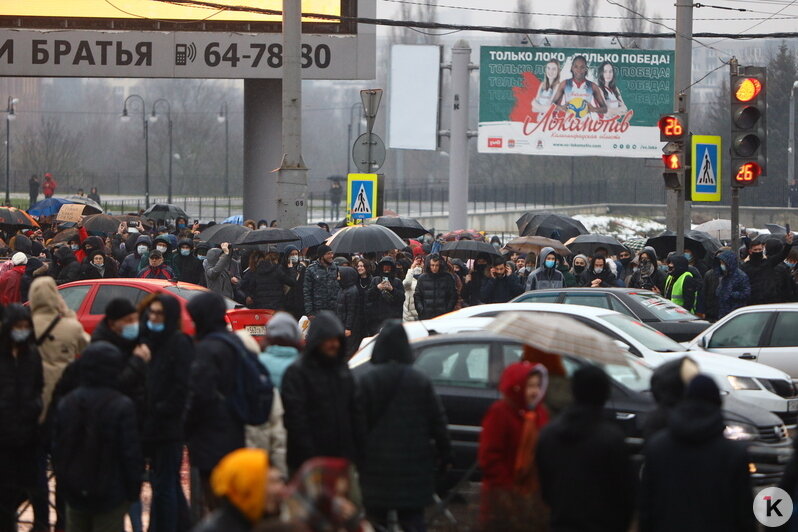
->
xmin=479 ymin=361 xmax=549 ymax=531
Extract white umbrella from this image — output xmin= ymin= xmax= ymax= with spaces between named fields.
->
xmin=692 ymin=219 xmax=732 ymax=241
xmin=487 ymin=312 xmax=629 ymax=366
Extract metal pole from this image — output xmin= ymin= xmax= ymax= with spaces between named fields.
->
xmin=448 ymin=40 xmax=472 ymax=231
xmin=673 ymin=2 xmax=693 ymax=255
xmin=789 ymin=82 xmax=798 ymax=207
xmin=4 ymin=113 xmax=9 ymax=206
xmin=224 ymin=103 xmax=230 ymax=197
xmin=168 ymin=117 xmax=173 ymax=204
xmin=731 ymin=186 xmax=740 ymax=252
xmin=144 ymin=112 xmax=150 ymax=209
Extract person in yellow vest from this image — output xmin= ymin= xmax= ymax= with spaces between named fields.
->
xmin=663 ymin=255 xmax=701 ymax=313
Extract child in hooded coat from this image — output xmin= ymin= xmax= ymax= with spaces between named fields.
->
xmin=478 ymin=361 xmax=549 ymax=532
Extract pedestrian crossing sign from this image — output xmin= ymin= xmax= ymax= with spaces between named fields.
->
xmin=347 ymin=173 xmax=378 ymax=221
xmin=691 ymin=135 xmax=722 ymax=202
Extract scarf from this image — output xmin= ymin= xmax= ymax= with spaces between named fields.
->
xmin=513 ymin=410 xmax=540 ymax=494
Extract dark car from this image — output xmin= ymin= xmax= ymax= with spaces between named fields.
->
xmin=353 ymin=332 xmax=791 ymax=486
xmin=512 ymin=288 xmax=711 ymax=342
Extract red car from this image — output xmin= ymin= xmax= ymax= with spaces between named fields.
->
xmin=57 ymin=279 xmax=273 ymax=338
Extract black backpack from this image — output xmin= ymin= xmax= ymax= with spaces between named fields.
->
xmin=206 ymin=332 xmax=274 ymax=425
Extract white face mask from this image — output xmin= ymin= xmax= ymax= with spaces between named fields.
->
xmin=288 ymin=255 xmax=299 ymax=263
xmin=137 ymin=245 xmax=148 ymax=255
xmin=156 ymin=245 xmax=167 ymax=253
xmin=594 ymin=267 xmax=604 ymax=274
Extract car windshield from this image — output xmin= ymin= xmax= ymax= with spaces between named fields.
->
xmin=600 ymin=357 xmax=653 ymax=393
xmin=163 ymin=285 xmax=238 ymax=310
xmin=626 ymin=291 xmax=698 ymax=322
xmin=600 ymin=313 xmax=687 ymax=353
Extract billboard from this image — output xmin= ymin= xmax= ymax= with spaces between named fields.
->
xmin=479 ymin=46 xmax=675 ymax=158
xmin=388 ymin=44 xmax=440 ymax=151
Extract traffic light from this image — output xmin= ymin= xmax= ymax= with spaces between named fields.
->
xmin=730 ymin=66 xmax=766 ymax=187
xmin=659 ymin=113 xmax=688 ymax=190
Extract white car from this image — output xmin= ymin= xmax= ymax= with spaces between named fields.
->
xmin=435 ymin=303 xmax=798 ymax=427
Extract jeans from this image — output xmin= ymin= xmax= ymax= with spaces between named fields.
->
xmin=66 ymin=502 xmax=127 ymax=532
xmin=367 ymin=507 xmax=427 ymax=532
xmin=148 ymin=443 xmax=189 ymax=532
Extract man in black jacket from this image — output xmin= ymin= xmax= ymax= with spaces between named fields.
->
xmin=281 ymin=311 xmax=363 ymax=475
xmin=303 ymin=245 xmax=339 ymax=319
xmin=54 ymin=246 xmax=81 ymax=285
xmin=414 ymin=254 xmax=456 ymax=320
xmin=173 ymin=239 xmax=205 ymax=286
xmin=743 ymin=237 xmax=795 ymax=305
xmin=480 ymin=258 xmax=523 ymax=303
xmin=366 ymin=256 xmax=404 ymax=335
xmin=537 ymin=365 xmax=635 ymax=532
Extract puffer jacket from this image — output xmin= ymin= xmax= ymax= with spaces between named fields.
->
xmin=204 ymin=248 xmax=234 ymax=299
xmin=403 ymin=266 xmax=423 ymax=321
xmin=525 ymin=247 xmax=565 ymax=291
xmin=173 ymin=239 xmax=205 ymax=286
xmin=119 ymin=235 xmax=152 ymax=278
xmin=139 ymin=234 xmax=176 ymax=272
xmin=242 ymin=261 xmax=295 ymax=310
xmin=414 ymin=256 xmax=456 ymax=320
xmin=303 ymin=260 xmax=339 ymax=317
xmin=366 ymin=257 xmax=405 ymax=334
xmin=716 ymin=250 xmax=751 ymax=319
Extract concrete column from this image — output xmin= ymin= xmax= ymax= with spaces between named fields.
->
xmin=243 ymin=78 xmax=282 ymax=224
xmin=447 ymin=40 xmax=472 ymax=232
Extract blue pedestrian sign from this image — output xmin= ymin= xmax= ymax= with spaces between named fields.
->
xmin=691 ymin=135 xmax=722 ymax=202
xmin=346 ymin=173 xmax=378 ymax=221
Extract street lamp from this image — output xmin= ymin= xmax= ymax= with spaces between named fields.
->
xmin=347 ymin=102 xmax=363 ymax=174
xmin=121 ymin=95 xmax=150 ymax=208
xmin=151 ymin=98 xmax=173 ymax=204
xmin=217 ymin=102 xmax=229 ymax=197
xmin=4 ymin=96 xmax=17 ymax=206
xmin=789 ymin=81 xmax=798 ymax=207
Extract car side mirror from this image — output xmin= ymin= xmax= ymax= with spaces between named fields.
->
xmin=701 ymin=335 xmax=711 ymax=349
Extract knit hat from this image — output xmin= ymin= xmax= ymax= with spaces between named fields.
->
xmin=105 ymin=298 xmax=137 ymax=321
xmin=211 ymin=448 xmax=270 ymax=523
xmin=316 ymin=244 xmax=332 ymax=257
xmin=266 ymin=311 xmax=302 ymax=346
xmin=686 ymin=374 xmax=722 ymax=406
xmin=11 ymin=252 xmax=27 ymax=266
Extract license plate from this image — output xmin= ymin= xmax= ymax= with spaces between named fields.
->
xmin=245 ymin=325 xmax=266 ymax=336
xmin=788 ymin=399 xmax=798 ymax=412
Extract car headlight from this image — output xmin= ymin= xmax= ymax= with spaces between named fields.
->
xmin=724 ymin=423 xmax=758 ymax=441
xmin=727 ymin=376 xmax=760 ymax=391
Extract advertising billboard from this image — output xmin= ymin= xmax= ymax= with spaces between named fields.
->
xmin=479 ymin=46 xmax=675 ymax=158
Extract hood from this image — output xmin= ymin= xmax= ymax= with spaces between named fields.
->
xmin=135 ymin=234 xmax=153 ymax=248
xmin=30 ymin=241 xmax=44 ymax=258
xmin=766 ymin=238 xmax=783 ymax=258
xmin=3 ymin=303 xmax=30 ymax=335
xmin=668 ymin=399 xmax=725 ymax=443
xmin=54 ymin=246 xmax=76 ymax=266
xmin=717 ymin=249 xmax=739 ymax=274
xmin=450 ymin=258 xmax=469 ymax=275
xmin=147 ymin=293 xmax=182 ymax=336
xmin=640 ymin=246 xmax=658 ymax=264
xmin=537 ymin=246 xmax=557 ymax=268
xmin=178 ymin=238 xmax=194 ymax=250
xmin=669 ymin=255 xmax=689 ymax=277
xmin=281 ymin=245 xmax=300 ymax=267
xmin=377 ymin=255 xmax=397 ymax=277
xmin=13 ymin=234 xmax=32 ymax=255
xmin=187 ymin=291 xmax=228 ymax=338
xmin=25 ymin=258 xmax=48 ymax=277
xmin=78 ymin=341 xmax=126 ymax=387
xmin=205 ymin=247 xmax=223 ymax=268
xmin=211 ymin=448 xmax=270 ymax=523
xmin=650 ymin=357 xmax=698 ymax=407
xmin=570 ymin=254 xmax=588 ymax=271
xmin=371 ymin=320 xmax=412 ymax=365
xmin=499 ymin=361 xmax=548 ymax=410
xmin=423 ymin=253 xmax=445 ymax=275
xmin=338 ymin=266 xmax=358 ymax=289
xmin=304 ymin=310 xmax=346 ymax=363
xmin=82 ymin=236 xmax=105 ymax=254
xmin=29 ymin=276 xmax=62 ymax=314
xmin=154 ymin=234 xmax=173 ymax=252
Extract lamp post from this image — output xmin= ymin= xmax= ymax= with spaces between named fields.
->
xmin=5 ymin=97 xmax=17 ymax=206
xmin=789 ymin=81 xmax=798 ymax=207
xmin=347 ymin=102 xmax=363 ymax=174
xmin=217 ymin=102 xmax=229 ymax=197
xmin=121 ymin=95 xmax=149 ymax=208
xmin=150 ymin=98 xmax=173 ymax=204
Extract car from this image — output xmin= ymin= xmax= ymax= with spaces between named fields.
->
xmin=56 ymin=279 xmax=273 ymax=338
xmin=685 ymin=303 xmax=798 ymax=380
xmin=351 ymin=331 xmax=792 ymax=486
xmin=436 ymin=303 xmax=798 ymax=427
xmin=511 ymin=287 xmax=710 ymax=342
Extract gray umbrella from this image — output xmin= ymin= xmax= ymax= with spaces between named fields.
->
xmin=142 ymin=203 xmax=189 ymax=220
xmin=198 ymin=223 xmax=251 ymax=245
xmin=235 ymin=227 xmax=300 ymax=246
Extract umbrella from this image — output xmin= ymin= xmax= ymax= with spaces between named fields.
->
xmin=487 ymin=312 xmax=628 ymax=366
xmin=235 ymin=227 xmax=300 ymax=246
xmin=325 ymin=224 xmax=406 ymax=254
xmin=765 ymin=223 xmax=787 ymax=235
xmin=693 ymin=219 xmax=733 ymax=241
xmin=198 ymin=224 xmax=251 ymax=245
xmin=50 ymin=227 xmax=79 ymax=245
xmin=223 ymin=214 xmax=244 ymax=225
xmin=82 ymin=214 xmax=124 ymax=234
xmin=503 ymin=236 xmax=570 ymax=256
xmin=440 ymin=240 xmax=502 ymax=261
xmin=516 ymin=212 xmax=588 ymax=242
xmin=623 ymin=238 xmax=647 ymax=253
xmin=375 ymin=216 xmax=430 ymax=239
xmin=0 ymin=207 xmax=39 ymax=229
xmin=645 ymin=230 xmax=722 ymax=260
xmin=28 ymin=197 xmax=72 ymax=217
xmin=565 ymin=234 xmax=626 ymax=257
xmin=440 ymin=229 xmax=485 ymax=242
xmin=63 ymin=195 xmax=103 ymax=214
xmin=276 ymin=225 xmax=330 ymax=251
xmin=142 ymin=203 xmax=189 ymax=220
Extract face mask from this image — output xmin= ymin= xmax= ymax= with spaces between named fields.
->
xmin=684 ymin=252 xmax=693 ymax=262
xmin=156 ymin=245 xmax=168 ymax=253
xmin=751 ymin=252 xmax=764 ymax=260
xmin=720 ymin=263 xmax=728 ymax=273
xmin=180 ymin=249 xmax=191 ymax=256
xmin=10 ymin=329 xmax=30 ymax=343
xmin=258 ymin=225 xmax=268 ymax=229
xmin=544 ymin=260 xmax=555 ymax=269
xmin=121 ymin=322 xmax=139 ymax=341
xmin=620 ymin=257 xmax=632 ymax=266
xmin=640 ymin=259 xmax=651 ymax=266
xmin=594 ymin=267 xmax=603 ymax=274
xmin=573 ymin=265 xmax=585 ymax=274
xmin=289 ymin=255 xmax=299 ymax=264
xmin=658 ymin=264 xmax=669 ymax=273
xmin=70 ymin=244 xmax=79 ymax=251
xmin=92 ymin=262 xmax=104 ymax=270
xmin=197 ymin=255 xmax=206 ymax=261
xmin=786 ymin=261 xmax=797 ymax=269
xmin=147 ymin=320 xmax=165 ymax=333
xmin=177 ymin=223 xmax=186 ymax=229
xmin=137 ymin=245 xmax=148 ymax=255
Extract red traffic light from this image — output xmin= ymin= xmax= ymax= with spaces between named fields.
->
xmin=662 ymin=153 xmax=683 ymax=170
xmin=734 ymin=161 xmax=762 ymax=184
xmin=734 ymin=77 xmax=762 ymax=103
xmin=658 ymin=115 xmax=686 ymax=140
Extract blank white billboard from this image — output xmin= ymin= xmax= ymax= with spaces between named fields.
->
xmin=388 ymin=44 xmax=440 ymax=150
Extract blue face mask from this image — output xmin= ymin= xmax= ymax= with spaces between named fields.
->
xmin=70 ymin=244 xmax=79 ymax=251
xmin=544 ymin=260 xmax=555 ymax=269
xmin=120 ymin=322 xmax=139 ymax=340
xmin=177 ymin=223 xmax=186 ymax=229
xmin=180 ymin=248 xmax=191 ymax=256
xmin=197 ymin=255 xmax=206 ymax=261
xmin=147 ymin=320 xmax=165 ymax=333
xmin=684 ymin=252 xmax=693 ymax=261
xmin=786 ymin=261 xmax=797 ymax=269
xmin=658 ymin=264 xmax=669 ymax=273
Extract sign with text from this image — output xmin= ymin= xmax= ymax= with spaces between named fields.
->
xmin=479 ymin=46 xmax=675 ymax=158
xmin=691 ymin=135 xmax=722 ymax=202
xmin=56 ymin=203 xmax=86 ymax=222
xmin=346 ymin=173 xmax=378 ymax=222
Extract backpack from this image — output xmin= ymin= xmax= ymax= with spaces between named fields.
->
xmin=206 ymin=332 xmax=274 ymax=425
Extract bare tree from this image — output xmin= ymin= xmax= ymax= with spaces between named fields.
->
xmin=19 ymin=116 xmax=83 ymax=178
xmin=392 ymin=0 xmax=438 ymax=45
xmin=506 ymin=0 xmax=534 ymax=46
xmin=573 ymin=0 xmax=598 ymax=47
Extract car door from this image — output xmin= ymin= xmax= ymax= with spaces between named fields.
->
xmin=58 ymin=284 xmax=95 ymax=318
xmin=756 ymin=311 xmax=798 ymax=378
xmin=562 ymin=292 xmax=613 ymax=311
xmin=703 ymin=311 xmax=773 ymax=362
xmin=84 ymin=284 xmax=151 ymax=333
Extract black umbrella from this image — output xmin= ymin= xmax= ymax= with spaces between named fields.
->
xmin=565 ymin=234 xmax=626 ymax=257
xmin=0 ymin=207 xmax=39 ymax=230
xmin=325 ymin=224 xmax=406 ymax=254
xmin=82 ymin=214 xmax=123 ymax=234
xmin=276 ymin=225 xmax=330 ymax=251
xmin=63 ymin=195 xmax=103 ymax=214
xmin=235 ymin=227 xmax=300 ymax=246
xmin=516 ymin=212 xmax=588 ymax=242
xmin=198 ymin=224 xmax=251 ymax=245
xmin=440 ymin=240 xmax=502 ymax=261
xmin=142 ymin=203 xmax=189 ymax=220
xmin=645 ymin=230 xmax=721 ymax=260
xmin=375 ymin=216 xmax=430 ymax=239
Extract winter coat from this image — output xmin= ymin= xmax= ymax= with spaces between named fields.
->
xmin=303 ymin=260 xmax=339 ymax=317
xmin=119 ymin=235 xmax=152 ymax=278
xmin=259 ymin=345 xmax=299 ymax=390
xmin=702 ymin=266 xmax=721 ymax=322
xmin=742 ymin=241 xmax=793 ymax=306
xmin=537 ymin=405 xmax=635 ymax=532
xmin=139 ymin=235 xmax=177 ymax=272
xmin=462 ymin=264 xmax=489 ymax=306
xmin=525 ymin=247 xmax=565 ymax=291
xmin=245 ymin=390 xmax=288 ymax=475
xmin=281 ymin=311 xmax=364 ymax=473
xmin=242 ymin=261 xmax=294 ymax=310
xmin=337 ymin=267 xmax=368 ymax=355
xmin=140 ymin=295 xmax=194 ymax=445
xmin=481 ymin=273 xmax=524 ymax=303
xmin=0 ymin=320 xmax=43 ymax=449
xmin=0 ymin=264 xmax=26 ymax=305
xmin=663 ymin=255 xmax=701 ymax=311
xmin=414 ymin=259 xmax=456 ymax=320
xmin=639 ymin=398 xmax=755 ymax=532
xmin=402 ymin=266 xmax=422 ymax=321
xmin=279 ymin=247 xmax=305 ymax=320
xmin=137 ymin=263 xmax=175 ymax=280
xmin=204 ymin=248 xmax=234 ymax=299
xmin=716 ymin=250 xmax=751 ymax=319
xmin=579 ymin=259 xmax=617 ymax=288
xmin=557 ymin=264 xmax=577 ymax=288
xmin=54 ymin=246 xmax=81 ymax=285
xmin=173 ymin=240 xmax=205 ymax=286
xmin=357 ymin=321 xmax=451 ymax=510
xmin=20 ymin=258 xmax=49 ymax=303
xmin=78 ymin=258 xmax=112 ymax=281
xmin=29 ymin=277 xmax=89 ymax=422
xmin=366 ymin=257 xmax=405 ymax=334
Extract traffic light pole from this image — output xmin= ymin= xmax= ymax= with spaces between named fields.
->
xmin=671 ymin=1 xmax=693 ymax=255
xmin=730 ymin=58 xmax=741 ymax=253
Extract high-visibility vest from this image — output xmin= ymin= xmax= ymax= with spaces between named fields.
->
xmin=665 ymin=271 xmax=695 ymax=312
